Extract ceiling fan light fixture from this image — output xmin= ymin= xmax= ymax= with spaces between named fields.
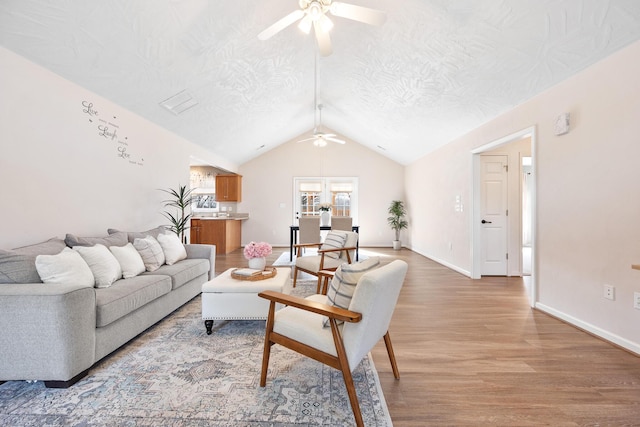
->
xmin=298 ymin=15 xmax=312 ymax=33
xmin=313 ymin=138 xmax=328 ymax=147
xmin=319 ymin=14 xmax=334 ymax=33
xmin=308 ymin=2 xmax=324 ymax=21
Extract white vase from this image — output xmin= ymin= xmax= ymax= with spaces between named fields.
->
xmin=248 ymin=257 xmax=266 ymax=270
xmin=320 ymin=211 xmax=331 ymax=226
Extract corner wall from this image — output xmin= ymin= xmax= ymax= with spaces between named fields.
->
xmin=406 ymin=40 xmax=640 ymax=353
xmin=0 ymin=47 xmax=233 ymax=248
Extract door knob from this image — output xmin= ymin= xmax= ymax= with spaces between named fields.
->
xmin=481 ymin=219 xmax=492 ymax=224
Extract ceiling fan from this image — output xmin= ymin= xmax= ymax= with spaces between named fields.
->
xmin=297 ymin=104 xmax=346 ymax=147
xmin=258 ymin=0 xmax=386 ymax=56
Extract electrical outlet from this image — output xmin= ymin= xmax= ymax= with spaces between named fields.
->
xmin=634 ymin=292 xmax=640 ymax=310
xmin=603 ymin=284 xmax=615 ymax=301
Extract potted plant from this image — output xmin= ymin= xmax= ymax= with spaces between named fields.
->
xmin=387 ymin=200 xmax=408 ymax=250
xmin=160 ymin=185 xmax=194 ymax=243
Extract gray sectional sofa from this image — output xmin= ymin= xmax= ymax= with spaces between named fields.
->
xmin=0 ymin=227 xmax=215 ymax=388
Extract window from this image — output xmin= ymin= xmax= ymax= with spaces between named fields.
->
xmin=294 ymin=177 xmax=358 ymax=222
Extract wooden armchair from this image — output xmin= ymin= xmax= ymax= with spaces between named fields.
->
xmin=258 ymin=260 xmax=408 ymax=427
xmin=292 ymin=230 xmax=358 ymax=289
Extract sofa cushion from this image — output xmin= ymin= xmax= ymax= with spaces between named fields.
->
xmin=95 ymin=275 xmax=172 ymax=327
xmin=133 ymin=236 xmax=165 ymax=272
xmin=156 ymin=233 xmax=187 ymax=265
xmin=65 ymin=232 xmax=128 ymax=248
xmin=109 ymin=243 xmax=145 ymax=279
xmin=73 ymin=244 xmax=122 ymax=288
xmin=108 ymin=227 xmax=167 ymax=244
xmin=35 ymin=247 xmax=95 ymax=287
xmin=0 ymin=238 xmax=66 ymax=284
xmin=143 ymin=258 xmax=209 ymax=290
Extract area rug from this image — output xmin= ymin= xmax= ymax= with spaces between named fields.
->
xmin=0 ymin=280 xmax=392 ymax=426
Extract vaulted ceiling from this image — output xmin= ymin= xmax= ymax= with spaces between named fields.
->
xmin=2 ymin=0 xmax=640 ymax=165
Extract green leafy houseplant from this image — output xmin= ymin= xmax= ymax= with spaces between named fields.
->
xmin=387 ymin=200 xmax=408 ymax=249
xmin=160 ymin=185 xmax=194 ymax=243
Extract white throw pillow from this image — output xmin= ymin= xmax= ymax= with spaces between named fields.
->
xmin=35 ymin=247 xmax=94 ymax=287
xmin=320 ymin=231 xmax=348 ymax=259
xmin=73 ymin=244 xmax=122 ymax=288
xmin=133 ymin=236 xmax=165 ymax=272
xmin=323 ymin=257 xmax=380 ymax=327
xmin=109 ymin=243 xmax=145 ymax=278
xmin=156 ymin=233 xmax=187 ymax=265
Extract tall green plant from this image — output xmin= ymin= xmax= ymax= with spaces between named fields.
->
xmin=387 ymin=200 xmax=408 ymax=241
xmin=160 ymin=185 xmax=194 ymax=243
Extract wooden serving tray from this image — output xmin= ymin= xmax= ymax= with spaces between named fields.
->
xmin=231 ymin=267 xmax=277 ymax=281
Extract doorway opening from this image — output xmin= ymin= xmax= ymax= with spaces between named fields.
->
xmin=471 ymin=126 xmax=537 ymax=307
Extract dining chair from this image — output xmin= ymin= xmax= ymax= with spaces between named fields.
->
xmin=331 ymin=216 xmax=352 ymax=231
xmin=292 ymin=230 xmax=358 ymax=290
xmin=258 ymin=259 xmax=409 ymax=427
xmin=297 ymin=216 xmax=321 ymax=256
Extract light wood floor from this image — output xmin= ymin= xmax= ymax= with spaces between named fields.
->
xmin=217 ymin=247 xmax=640 ymax=426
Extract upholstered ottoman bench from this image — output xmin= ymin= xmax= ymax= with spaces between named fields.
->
xmin=201 ymin=267 xmax=291 ymax=334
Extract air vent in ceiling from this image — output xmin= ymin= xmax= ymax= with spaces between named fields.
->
xmin=160 ymin=90 xmax=198 ymax=115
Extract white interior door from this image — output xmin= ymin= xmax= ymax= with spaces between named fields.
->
xmin=481 ymin=155 xmax=508 ymax=275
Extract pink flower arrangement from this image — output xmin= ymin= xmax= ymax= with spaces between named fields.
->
xmin=243 ymin=241 xmax=272 ymax=260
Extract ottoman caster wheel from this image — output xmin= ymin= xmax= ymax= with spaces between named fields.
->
xmin=205 ymin=320 xmax=213 ymax=335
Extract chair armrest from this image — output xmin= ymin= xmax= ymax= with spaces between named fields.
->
xmin=293 ymin=242 xmax=322 ymax=257
xmin=294 ymin=243 xmax=322 ymax=248
xmin=258 ymin=290 xmax=362 ymax=323
xmin=317 ymin=246 xmax=357 ymax=254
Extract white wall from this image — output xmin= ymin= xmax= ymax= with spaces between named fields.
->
xmin=406 ymin=40 xmax=640 ymax=354
xmin=238 ymin=134 xmax=405 ymax=247
xmin=0 ymin=47 xmax=234 ymax=249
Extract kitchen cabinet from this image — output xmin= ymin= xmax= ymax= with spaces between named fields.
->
xmin=190 ymin=218 xmax=242 ymax=254
xmin=215 ymin=174 xmax=242 ymax=202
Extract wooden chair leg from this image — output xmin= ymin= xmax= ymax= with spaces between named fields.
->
xmin=292 ymin=266 xmax=299 ymax=288
xmin=260 ymin=302 xmax=276 ymax=387
xmin=383 ymin=331 xmax=400 ymax=379
xmin=329 ymin=318 xmax=364 ymax=427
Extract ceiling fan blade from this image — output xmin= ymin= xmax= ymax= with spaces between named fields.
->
xmin=313 ymin=20 xmax=333 ymax=56
xmin=297 ymin=137 xmax=317 ymax=143
xmin=326 ymin=137 xmax=346 ymax=144
xmin=329 ymin=2 xmax=386 ymax=26
xmin=258 ymin=10 xmax=305 ymax=40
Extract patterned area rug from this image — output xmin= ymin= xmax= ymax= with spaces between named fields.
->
xmin=0 ymin=280 xmax=392 ymax=426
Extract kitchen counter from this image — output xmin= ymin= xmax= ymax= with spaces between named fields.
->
xmin=190 ymin=216 xmax=247 ymax=254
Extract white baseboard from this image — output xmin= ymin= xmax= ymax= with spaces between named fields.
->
xmin=409 ymin=247 xmax=472 ymax=278
xmin=535 ymin=303 xmax=640 ymax=356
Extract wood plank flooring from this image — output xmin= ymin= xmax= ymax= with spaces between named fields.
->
xmin=217 ymin=247 xmax=640 ymax=426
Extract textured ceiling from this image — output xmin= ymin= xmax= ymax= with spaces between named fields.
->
xmin=2 ymin=0 xmax=640 ymax=165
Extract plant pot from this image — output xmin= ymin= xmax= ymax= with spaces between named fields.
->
xmin=392 ymin=240 xmax=402 ymax=250
xmin=248 ymin=257 xmax=266 ymax=270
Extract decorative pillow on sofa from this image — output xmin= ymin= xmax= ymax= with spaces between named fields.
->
xmin=156 ymin=233 xmax=187 ymax=265
xmin=323 ymin=257 xmax=380 ymax=327
xmin=73 ymin=244 xmax=122 ymax=288
xmin=0 ymin=238 xmax=67 ymax=284
xmin=108 ymin=227 xmax=167 ymax=244
xmin=133 ymin=236 xmax=166 ymax=272
xmin=35 ymin=247 xmax=94 ymax=287
xmin=109 ymin=243 xmax=145 ymax=279
xmin=65 ymin=232 xmax=128 ymax=248
xmin=320 ymin=231 xmax=348 ymax=259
